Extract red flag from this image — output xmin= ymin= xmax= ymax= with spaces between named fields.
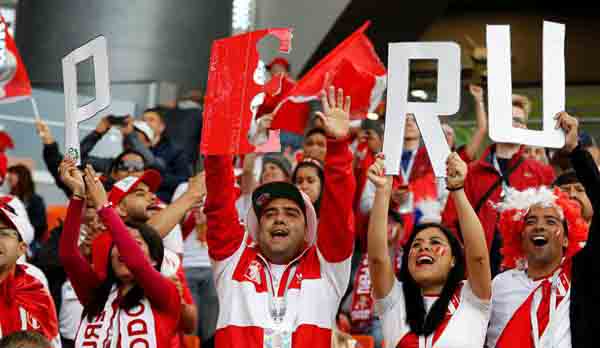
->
xmin=261 ymin=74 xmax=310 ymax=135
xmin=272 ymin=21 xmax=386 ymax=134
xmin=0 ymin=16 xmax=32 ymax=102
xmin=201 ymin=28 xmax=292 ymax=155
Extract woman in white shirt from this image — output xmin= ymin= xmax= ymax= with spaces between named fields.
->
xmin=366 ymin=153 xmax=491 ymax=348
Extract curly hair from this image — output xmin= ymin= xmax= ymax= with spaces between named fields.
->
xmin=496 ymin=186 xmax=589 ymax=269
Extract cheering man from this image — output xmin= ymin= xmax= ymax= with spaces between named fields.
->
xmin=205 ymin=86 xmax=355 ymax=347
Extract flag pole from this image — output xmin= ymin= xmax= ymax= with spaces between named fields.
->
xmin=29 ymin=96 xmax=41 ymax=121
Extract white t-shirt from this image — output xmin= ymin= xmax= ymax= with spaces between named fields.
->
xmin=173 ymin=183 xmax=210 ymax=269
xmin=486 ymin=268 xmax=571 ymax=348
xmin=60 ymin=280 xmax=84 ymax=340
xmin=375 ymin=280 xmax=490 ymax=348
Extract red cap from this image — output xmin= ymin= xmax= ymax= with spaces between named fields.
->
xmin=266 ymin=57 xmax=290 ymax=72
xmin=108 ymin=169 xmax=162 ymax=206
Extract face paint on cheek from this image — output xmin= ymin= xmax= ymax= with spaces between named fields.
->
xmin=409 ymin=248 xmax=418 ymax=258
xmin=432 ymin=245 xmax=447 ymax=257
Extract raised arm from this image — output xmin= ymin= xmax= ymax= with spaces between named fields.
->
xmin=80 ymin=116 xmax=111 ymax=160
xmin=315 ymin=86 xmax=355 ymax=262
xmin=83 ymin=164 xmax=180 ymax=313
xmin=463 ymin=84 xmax=488 ymax=160
xmin=204 ymin=155 xmax=245 ymax=261
xmin=366 ymin=157 xmax=396 ymax=299
xmin=446 ymin=153 xmax=491 ymax=300
xmin=97 ymin=205 xmax=181 ymax=312
xmin=57 ymin=160 xmax=101 ymax=306
xmin=557 ymin=112 xmax=600 ymax=257
xmin=147 ymin=172 xmax=205 ymax=238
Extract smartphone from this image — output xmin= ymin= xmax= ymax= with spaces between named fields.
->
xmin=107 ymin=115 xmax=129 ymax=126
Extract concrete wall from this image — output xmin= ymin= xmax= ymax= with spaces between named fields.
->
xmin=254 ymin=0 xmax=350 ymax=78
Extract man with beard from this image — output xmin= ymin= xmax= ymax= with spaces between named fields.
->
xmin=205 ymin=86 xmax=355 ymax=348
xmin=486 ymin=112 xmax=595 ymax=348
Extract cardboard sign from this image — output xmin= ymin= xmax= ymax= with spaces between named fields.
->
xmin=201 ymin=28 xmax=292 ymax=155
xmin=62 ymin=36 xmax=110 ymax=164
xmin=383 ymin=42 xmax=461 ymax=178
xmin=487 ymin=21 xmax=565 ymax=148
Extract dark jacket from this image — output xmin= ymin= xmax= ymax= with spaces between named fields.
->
xmin=32 ymin=225 xmax=66 ymax=316
xmin=24 ymin=193 xmax=47 ymax=242
xmin=42 ymin=142 xmax=71 ymax=198
xmin=151 ymin=136 xmax=191 ymax=202
xmin=80 ymin=130 xmax=161 ymax=175
xmin=569 ymin=144 xmax=599 ymax=348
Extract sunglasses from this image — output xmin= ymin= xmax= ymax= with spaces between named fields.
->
xmin=116 ymin=160 xmax=145 ymax=173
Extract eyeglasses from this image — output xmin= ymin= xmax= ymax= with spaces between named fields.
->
xmin=0 ymin=228 xmax=20 ymax=240
xmin=116 ymin=160 xmax=145 ymax=173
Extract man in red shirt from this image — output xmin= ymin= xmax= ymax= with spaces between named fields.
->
xmin=0 ymin=204 xmax=59 ymax=346
xmin=442 ymin=95 xmax=555 ymax=275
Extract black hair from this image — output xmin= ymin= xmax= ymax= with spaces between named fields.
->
xmin=7 ymin=164 xmax=35 ymax=202
xmin=84 ymin=223 xmax=164 ymax=320
xmin=304 ymin=127 xmax=327 ymax=140
xmin=110 ymin=149 xmax=148 ymax=174
xmin=143 ymin=106 xmax=168 ymax=125
xmin=552 ymin=170 xmax=579 ymax=187
xmin=291 ymin=161 xmax=324 ymax=215
xmin=399 ymin=223 xmax=465 ymax=336
xmin=0 ymin=330 xmax=50 ymax=348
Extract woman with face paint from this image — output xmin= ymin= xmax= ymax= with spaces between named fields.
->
xmin=366 ymin=153 xmax=491 ymax=348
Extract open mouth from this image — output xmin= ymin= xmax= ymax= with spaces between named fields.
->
xmin=416 ymin=254 xmax=435 ymax=266
xmin=531 ymin=235 xmax=549 ymax=247
xmin=270 ymin=229 xmax=289 ymax=240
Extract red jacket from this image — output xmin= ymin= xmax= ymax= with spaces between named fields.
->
xmin=205 ymin=138 xmax=355 ymax=348
xmin=442 ymin=145 xmax=555 ymax=248
xmin=0 ymin=264 xmax=60 ymax=346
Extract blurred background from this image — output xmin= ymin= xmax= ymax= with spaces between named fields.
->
xmin=0 ymin=0 xmax=598 ymax=203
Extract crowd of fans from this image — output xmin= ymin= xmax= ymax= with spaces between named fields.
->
xmin=0 ymin=54 xmax=597 ymax=348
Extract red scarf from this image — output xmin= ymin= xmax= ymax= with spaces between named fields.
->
xmin=496 ymin=263 xmax=571 ymax=348
xmin=397 ymin=283 xmax=463 ymax=348
xmin=350 ymin=249 xmax=402 ymax=333
xmin=0 ymin=265 xmax=59 ymax=344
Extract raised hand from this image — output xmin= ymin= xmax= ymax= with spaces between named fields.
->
xmin=95 ymin=116 xmax=112 ymax=135
xmin=315 ymin=86 xmax=351 ymax=139
xmin=58 ymin=158 xmax=85 ymax=197
xmin=555 ymin=111 xmax=579 ymax=153
xmin=469 ymin=84 xmax=484 ymax=102
xmin=83 ymin=165 xmax=108 ymax=209
xmin=184 ymin=172 xmax=206 ymax=205
xmin=35 ymin=119 xmax=55 ymax=145
xmin=367 ymin=155 xmax=392 ymax=191
xmin=446 ymin=152 xmax=467 ymax=190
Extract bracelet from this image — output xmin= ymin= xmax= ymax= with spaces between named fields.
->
xmin=447 ymin=186 xmax=464 ymax=192
xmin=72 ymin=193 xmax=85 ymax=200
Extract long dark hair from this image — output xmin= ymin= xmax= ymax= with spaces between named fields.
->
xmin=399 ymin=223 xmax=465 ymax=336
xmin=291 ymin=160 xmax=324 ymax=214
xmin=7 ymin=164 xmax=35 ymax=201
xmin=84 ymin=223 xmax=164 ymax=320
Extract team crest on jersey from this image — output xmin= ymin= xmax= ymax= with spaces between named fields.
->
xmin=245 ymin=260 xmax=263 ymax=285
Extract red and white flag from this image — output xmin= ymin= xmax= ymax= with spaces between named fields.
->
xmin=200 ymin=28 xmax=292 ymax=155
xmin=0 ymin=16 xmax=31 ymax=102
xmin=272 ymin=21 xmax=386 ymax=134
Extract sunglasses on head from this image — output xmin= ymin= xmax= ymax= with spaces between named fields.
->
xmin=116 ymin=160 xmax=145 ymax=173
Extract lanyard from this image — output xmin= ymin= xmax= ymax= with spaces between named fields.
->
xmin=492 ymin=154 xmax=510 ymax=196
xmin=530 ymin=270 xmax=561 ymax=348
xmin=400 ymin=150 xmax=417 ymax=183
xmin=264 ymin=261 xmax=298 ymax=325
